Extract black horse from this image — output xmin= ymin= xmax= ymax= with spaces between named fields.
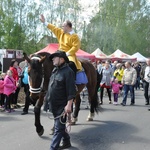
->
xmin=24 ymin=52 xmax=99 ymax=136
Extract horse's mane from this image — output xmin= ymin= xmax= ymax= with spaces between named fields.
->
xmin=31 ymin=52 xmax=51 ymax=58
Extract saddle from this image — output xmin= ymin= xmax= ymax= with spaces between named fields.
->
xmin=68 ymin=61 xmax=88 ymax=84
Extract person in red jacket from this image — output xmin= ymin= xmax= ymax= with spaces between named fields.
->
xmin=9 ymin=59 xmax=21 ymax=108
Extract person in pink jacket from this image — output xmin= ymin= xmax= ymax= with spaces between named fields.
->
xmin=4 ymin=70 xmax=16 ymax=113
xmin=0 ymin=73 xmax=6 ymax=108
xmin=111 ymin=79 xmax=123 ymax=105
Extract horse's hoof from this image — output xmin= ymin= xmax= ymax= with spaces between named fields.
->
xmin=87 ymin=117 xmax=93 ymax=121
xmin=38 ymin=128 xmax=44 ymax=136
xmin=71 ymin=117 xmax=78 ymax=125
xmin=70 ymin=121 xmax=76 ymax=125
xmin=37 ymin=127 xmax=44 ymax=136
xmin=87 ymin=113 xmax=94 ymax=121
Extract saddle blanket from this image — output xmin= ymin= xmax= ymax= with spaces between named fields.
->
xmin=75 ymin=71 xmax=88 ymax=84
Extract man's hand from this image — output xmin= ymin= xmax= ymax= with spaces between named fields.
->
xmin=40 ymin=14 xmax=45 ymax=23
xmin=64 ymin=99 xmax=73 ymax=114
xmin=64 ymin=105 xmax=72 ymax=114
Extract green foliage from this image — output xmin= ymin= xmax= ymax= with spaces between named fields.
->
xmin=82 ymin=0 xmax=150 ymax=56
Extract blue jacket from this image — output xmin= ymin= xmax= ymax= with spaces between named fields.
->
xmin=22 ymin=67 xmax=28 ymax=85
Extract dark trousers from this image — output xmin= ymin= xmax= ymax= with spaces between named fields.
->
xmin=13 ymin=87 xmax=20 ymax=104
xmin=113 ymin=93 xmax=118 ymax=102
xmin=50 ymin=116 xmax=70 ymax=150
xmin=135 ymin=77 xmax=140 ymax=90
xmin=122 ymin=84 xmax=135 ymax=105
xmin=100 ymin=87 xmax=111 ymax=102
xmin=23 ymin=84 xmax=30 ymax=112
xmin=5 ymin=94 xmax=13 ymax=110
xmin=143 ymin=80 xmax=149 ymax=104
xmin=0 ymin=93 xmax=5 ymax=106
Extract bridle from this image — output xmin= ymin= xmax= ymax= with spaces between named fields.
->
xmin=28 ymin=56 xmax=44 ymax=94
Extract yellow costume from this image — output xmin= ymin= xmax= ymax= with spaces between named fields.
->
xmin=47 ymin=24 xmax=82 ymax=70
xmin=114 ymin=69 xmax=124 ymax=82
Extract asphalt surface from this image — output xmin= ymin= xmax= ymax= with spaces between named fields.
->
xmin=0 ymin=89 xmax=150 ymax=150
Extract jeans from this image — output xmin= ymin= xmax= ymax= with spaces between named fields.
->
xmin=50 ymin=116 xmax=70 ymax=150
xmin=122 ymin=84 xmax=135 ymax=105
xmin=143 ymin=80 xmax=149 ymax=104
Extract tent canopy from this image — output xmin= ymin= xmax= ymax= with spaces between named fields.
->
xmin=91 ymin=48 xmax=108 ymax=59
xmin=36 ymin=43 xmax=95 ymax=60
xmin=108 ymin=49 xmax=136 ymax=61
xmin=131 ymin=52 xmax=148 ymax=62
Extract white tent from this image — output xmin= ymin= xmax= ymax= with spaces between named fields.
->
xmin=108 ymin=49 xmax=137 ymax=61
xmin=91 ymin=48 xmax=108 ymax=60
xmin=132 ymin=52 xmax=148 ymax=62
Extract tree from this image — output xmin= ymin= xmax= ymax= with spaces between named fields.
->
xmin=82 ymin=0 xmax=150 ymax=56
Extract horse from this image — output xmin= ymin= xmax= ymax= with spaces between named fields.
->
xmin=24 ymin=52 xmax=99 ymax=136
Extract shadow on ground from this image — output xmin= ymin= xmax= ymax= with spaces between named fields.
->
xmin=69 ymin=121 xmax=149 ymax=150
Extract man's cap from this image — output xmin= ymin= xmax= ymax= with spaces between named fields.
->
xmin=49 ymin=50 xmax=69 ymax=63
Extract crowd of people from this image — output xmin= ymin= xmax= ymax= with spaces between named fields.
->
xmin=1 ymin=58 xmax=149 ymax=114
xmin=94 ymin=58 xmax=150 ymax=108
xmin=0 ymin=59 xmax=30 ymax=114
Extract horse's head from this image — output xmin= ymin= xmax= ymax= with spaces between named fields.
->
xmin=24 ymin=53 xmax=46 ymax=100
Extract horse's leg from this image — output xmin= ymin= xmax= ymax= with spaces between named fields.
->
xmin=72 ymin=84 xmax=85 ymax=125
xmin=86 ymin=85 xmax=98 ymax=121
xmin=71 ymin=94 xmax=81 ymax=125
xmin=34 ymin=93 xmax=44 ymax=136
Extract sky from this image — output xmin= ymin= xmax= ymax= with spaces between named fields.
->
xmin=35 ymin=0 xmax=99 ymax=23
xmin=79 ymin=0 xmax=99 ymax=23
xmin=35 ymin=0 xmax=150 ymax=23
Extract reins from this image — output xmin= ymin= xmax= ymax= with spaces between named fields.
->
xmin=47 ymin=111 xmax=72 ymax=133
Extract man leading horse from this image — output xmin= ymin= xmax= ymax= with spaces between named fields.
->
xmin=45 ymin=50 xmax=76 ymax=150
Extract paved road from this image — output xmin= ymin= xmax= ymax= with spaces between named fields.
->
xmin=0 ymin=89 xmax=150 ymax=150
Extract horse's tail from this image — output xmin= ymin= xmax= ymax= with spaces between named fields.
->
xmin=92 ymin=72 xmax=101 ymax=113
xmin=93 ymin=86 xmax=99 ymax=113
xmin=94 ymin=70 xmax=102 ymax=113
xmin=81 ymin=60 xmax=100 ymax=114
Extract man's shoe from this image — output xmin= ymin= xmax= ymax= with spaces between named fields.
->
xmin=58 ymin=141 xmax=71 ymax=150
xmin=21 ymin=111 xmax=28 ymax=115
xmin=145 ymin=103 xmax=149 ymax=105
xmin=120 ymin=102 xmax=126 ymax=106
xmin=148 ymin=108 xmax=150 ymax=111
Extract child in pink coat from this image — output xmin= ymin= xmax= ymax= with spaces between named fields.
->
xmin=4 ymin=70 xmax=16 ymax=113
xmin=0 ymin=73 xmax=6 ymax=108
xmin=111 ymin=79 xmax=123 ymax=105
